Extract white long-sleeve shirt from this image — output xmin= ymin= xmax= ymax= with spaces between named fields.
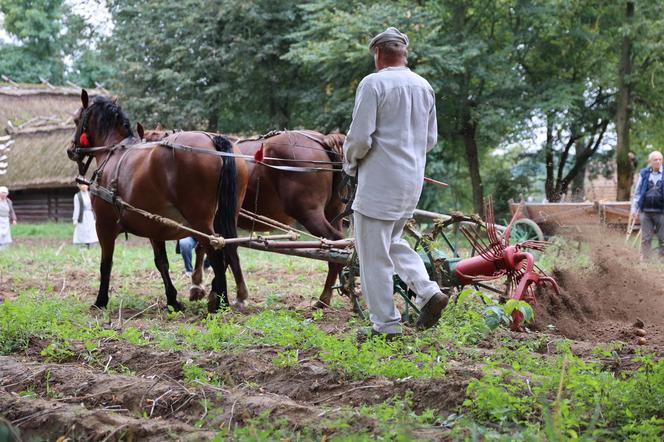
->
xmin=343 ymin=66 xmax=437 ymax=220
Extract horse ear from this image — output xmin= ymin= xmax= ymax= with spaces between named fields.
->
xmin=81 ymin=89 xmax=89 ymax=109
xmin=136 ymin=122 xmax=144 ymax=139
xmin=155 ymin=123 xmax=163 ymax=131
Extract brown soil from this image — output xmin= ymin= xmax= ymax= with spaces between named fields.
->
xmin=533 ymin=228 xmax=664 ymax=353
xmin=2 ymin=338 xmax=465 ymax=441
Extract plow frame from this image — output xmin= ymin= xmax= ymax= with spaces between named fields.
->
xmin=240 ymin=207 xmax=516 ymax=323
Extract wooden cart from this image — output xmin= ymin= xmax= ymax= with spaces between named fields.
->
xmin=507 ymin=200 xmax=638 ymax=239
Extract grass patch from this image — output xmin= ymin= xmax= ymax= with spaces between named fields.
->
xmin=212 ymin=393 xmax=440 ymax=441
xmin=169 ymin=309 xmax=448 ymax=380
xmin=11 ymin=222 xmax=73 ymax=238
xmin=0 ymin=293 xmax=116 ymax=356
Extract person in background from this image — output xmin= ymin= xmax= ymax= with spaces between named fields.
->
xmin=631 ymin=151 xmax=664 ymax=262
xmin=0 ymin=186 xmax=17 ymax=249
xmin=72 ymin=183 xmax=98 ymax=247
xmin=177 ymin=236 xmax=210 ymax=276
xmin=343 ymin=27 xmax=447 ymax=341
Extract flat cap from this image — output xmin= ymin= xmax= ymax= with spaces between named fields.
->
xmin=369 ymin=27 xmax=409 ymax=52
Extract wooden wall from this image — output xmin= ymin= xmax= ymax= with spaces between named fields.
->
xmin=10 ymin=187 xmax=77 ymax=223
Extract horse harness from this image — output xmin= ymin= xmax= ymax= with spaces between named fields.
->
xmin=71 ymin=137 xmax=144 ymax=235
xmin=69 ymin=131 xmax=357 ymax=243
xmin=71 ymin=136 xmax=233 ymax=247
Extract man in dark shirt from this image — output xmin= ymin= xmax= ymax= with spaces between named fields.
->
xmin=631 ymin=151 xmax=664 ymax=261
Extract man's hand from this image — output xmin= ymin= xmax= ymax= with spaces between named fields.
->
xmin=338 ymin=171 xmax=357 ymax=204
xmin=342 ymin=162 xmax=357 ymax=178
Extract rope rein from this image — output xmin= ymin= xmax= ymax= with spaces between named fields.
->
xmin=73 ymin=139 xmax=343 ymax=172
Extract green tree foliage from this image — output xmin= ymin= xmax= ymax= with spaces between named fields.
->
xmin=616 ymin=0 xmax=664 ymax=197
xmin=0 ymin=0 xmax=110 ymax=86
xmin=287 ymin=0 xmax=530 ymax=216
xmin=513 ymin=0 xmax=618 ymax=202
xmin=105 ymin=0 xmax=307 ymax=132
xmin=0 ymin=0 xmax=67 ymax=82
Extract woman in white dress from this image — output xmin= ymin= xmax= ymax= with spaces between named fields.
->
xmin=72 ymin=184 xmax=98 ymax=247
xmin=0 ymin=186 xmax=17 ymax=249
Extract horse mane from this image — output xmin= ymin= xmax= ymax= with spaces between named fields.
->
xmin=322 ymin=133 xmax=345 ymax=165
xmin=85 ymin=96 xmax=134 ymax=141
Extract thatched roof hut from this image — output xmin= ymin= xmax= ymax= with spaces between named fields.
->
xmin=0 ymin=83 xmax=105 ymax=221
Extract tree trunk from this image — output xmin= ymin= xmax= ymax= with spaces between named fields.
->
xmin=544 ymin=114 xmax=558 ymax=202
xmin=571 ymin=147 xmax=586 ymax=202
xmin=555 ymin=120 xmax=609 ymax=201
xmin=462 ymin=114 xmax=484 ymax=217
xmin=616 ymin=1 xmax=635 ymax=201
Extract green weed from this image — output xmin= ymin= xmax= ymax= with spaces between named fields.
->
xmin=459 ymin=347 xmax=664 ymax=440
xmin=272 ymin=349 xmax=299 ymax=367
xmin=0 ymin=294 xmax=116 ymax=355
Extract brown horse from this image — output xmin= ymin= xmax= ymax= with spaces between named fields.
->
xmin=143 ymin=128 xmax=347 ymax=308
xmin=237 ymin=131 xmax=346 ymax=308
xmin=68 ymin=91 xmax=249 ymax=312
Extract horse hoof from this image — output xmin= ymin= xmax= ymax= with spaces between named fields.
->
xmin=169 ymin=301 xmax=185 ymax=312
xmin=189 ymin=284 xmax=206 ymax=301
xmin=90 ymin=304 xmax=105 ymax=311
xmin=207 ymin=292 xmax=220 ymax=314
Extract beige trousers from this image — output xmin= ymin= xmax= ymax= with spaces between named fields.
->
xmin=354 ymin=211 xmax=440 ymax=334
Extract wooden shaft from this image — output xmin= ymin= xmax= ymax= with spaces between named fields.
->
xmin=223 ymin=233 xmax=298 ymax=245
xmin=261 ymin=239 xmax=354 ymax=249
xmin=240 ymin=241 xmax=352 ymax=264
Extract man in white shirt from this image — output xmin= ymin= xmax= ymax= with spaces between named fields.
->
xmin=631 ymin=151 xmax=664 ymax=261
xmin=344 ymin=27 xmax=448 ymax=340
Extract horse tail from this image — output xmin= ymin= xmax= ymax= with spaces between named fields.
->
xmin=323 ymin=132 xmax=346 ymax=191
xmin=212 ymin=135 xmax=237 ymax=240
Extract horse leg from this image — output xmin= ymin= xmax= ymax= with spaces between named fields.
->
xmin=314 ymin=262 xmax=343 ymax=308
xmin=206 ymin=246 xmax=229 ymax=313
xmin=150 ymin=239 xmax=183 ymax=311
xmin=226 ymin=244 xmax=249 ymax=306
xmin=296 ymin=212 xmax=344 ymax=309
xmin=189 ymin=243 xmax=207 ymax=301
xmin=93 ymin=228 xmax=116 ymax=309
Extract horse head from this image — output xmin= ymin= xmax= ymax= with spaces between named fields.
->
xmin=70 ymin=89 xmax=134 ymax=152
xmin=142 ymin=123 xmax=172 ymax=142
